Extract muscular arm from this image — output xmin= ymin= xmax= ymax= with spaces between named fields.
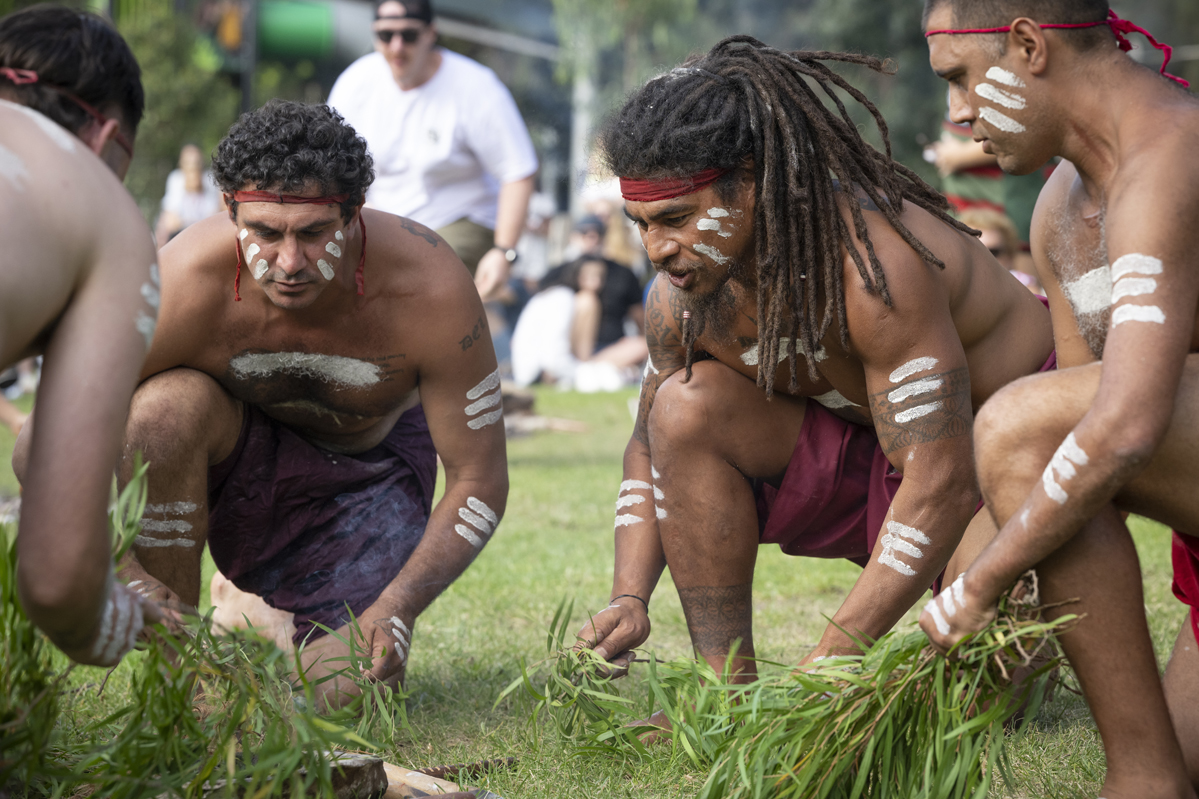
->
xmin=817 ymin=246 xmax=980 ymax=657
xmin=576 ymin=276 xmax=682 ymax=666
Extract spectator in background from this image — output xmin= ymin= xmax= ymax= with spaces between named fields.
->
xmin=154 ymin=143 xmax=223 ymax=245
xmin=327 ymin=0 xmax=537 ymax=303
xmin=958 ymin=208 xmax=1042 ymax=295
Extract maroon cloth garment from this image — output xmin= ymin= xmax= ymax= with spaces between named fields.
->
xmin=207 ymin=404 xmax=436 ymax=644
xmin=1171 ymin=533 xmax=1199 ymax=643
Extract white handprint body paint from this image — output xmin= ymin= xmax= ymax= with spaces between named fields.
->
xmin=879 ymin=519 xmax=931 ymax=577
xmin=464 ymin=369 xmax=503 ymax=430
xmin=614 ymin=479 xmax=653 ymax=529
xmin=1041 ymin=432 xmax=1090 ymax=504
xmin=1109 ymin=254 xmax=1166 ymax=328
xmin=454 ymin=496 xmax=499 ymax=549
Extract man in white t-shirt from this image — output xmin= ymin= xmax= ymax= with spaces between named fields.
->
xmin=327 ymin=0 xmax=537 ymax=302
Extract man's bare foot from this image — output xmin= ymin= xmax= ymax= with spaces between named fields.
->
xmin=210 ymin=571 xmax=296 ymax=651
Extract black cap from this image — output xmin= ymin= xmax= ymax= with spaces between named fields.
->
xmin=574 ymin=214 xmax=606 ymax=236
xmin=374 ymin=0 xmax=433 ymax=23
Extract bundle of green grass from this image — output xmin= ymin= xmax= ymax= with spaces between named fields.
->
xmin=1 ymin=460 xmax=398 ymax=798
xmin=509 ymin=598 xmax=1070 ymax=799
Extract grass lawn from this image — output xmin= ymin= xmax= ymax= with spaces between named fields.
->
xmin=2 ymin=387 xmax=1185 ymax=797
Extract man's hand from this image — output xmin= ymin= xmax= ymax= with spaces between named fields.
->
xmin=61 ymin=580 xmax=163 ymax=667
xmin=473 ymin=248 xmax=511 ymax=303
xmin=355 ymin=601 xmax=413 ymax=688
xmin=118 ymin=562 xmax=192 ymax=633
xmin=573 ymin=596 xmax=650 ymax=678
xmin=918 ymin=574 xmax=998 ymax=655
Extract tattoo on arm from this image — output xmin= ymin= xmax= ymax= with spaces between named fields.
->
xmin=634 ymin=281 xmax=686 ymax=445
xmin=366 ymin=353 xmax=407 ymax=378
xmin=400 ymin=218 xmax=439 ymax=247
xmin=677 ymin=584 xmax=753 ymax=657
xmin=868 ymin=366 xmax=972 ymax=452
xmin=460 ymin=316 xmax=485 ymax=352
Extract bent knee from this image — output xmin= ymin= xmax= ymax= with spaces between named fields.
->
xmin=126 ymin=368 xmax=240 ymax=462
xmin=974 ymin=374 xmax=1072 ymax=479
xmin=649 ymin=360 xmax=746 ymax=445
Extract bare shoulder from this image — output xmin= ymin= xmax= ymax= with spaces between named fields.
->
xmin=158 ymin=214 xmax=243 ymax=300
xmin=361 ymin=208 xmax=475 ymax=302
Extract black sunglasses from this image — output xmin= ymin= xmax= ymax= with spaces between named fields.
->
xmin=374 ymin=28 xmax=424 ymax=44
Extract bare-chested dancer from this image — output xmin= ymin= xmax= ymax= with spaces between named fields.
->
xmin=1 ymin=7 xmax=161 ymax=666
xmin=102 ymin=101 xmax=507 ymax=707
xmin=573 ymin=37 xmax=1054 ymax=693
xmin=918 ymin=2 xmax=1199 ymax=797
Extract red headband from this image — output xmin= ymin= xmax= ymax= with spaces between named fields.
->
xmin=0 ymin=67 xmax=135 ymax=156
xmin=925 ymin=10 xmax=1189 ymax=88
xmin=620 ymin=168 xmax=732 ymax=202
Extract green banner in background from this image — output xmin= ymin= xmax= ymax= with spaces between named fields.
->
xmin=259 ymin=0 xmax=334 ymax=59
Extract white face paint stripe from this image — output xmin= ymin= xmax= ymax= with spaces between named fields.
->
xmin=656 ymin=505 xmax=667 ymax=520
xmin=1110 ymin=253 xmax=1163 ymax=281
xmin=707 ymin=207 xmax=730 ymax=218
xmin=317 ymin=259 xmax=336 ymax=280
xmin=974 ymin=83 xmax=1026 ymax=110
xmin=239 ymin=229 xmax=249 ymax=240
xmin=895 ymin=402 xmax=943 ymax=424
xmin=925 ymin=600 xmax=951 ymax=635
xmin=326 ymin=241 xmax=342 ymax=258
xmin=1063 ymin=266 xmax=1113 ymax=316
xmin=694 ymin=243 xmax=730 ymax=264
xmin=651 ymin=467 xmax=661 ymax=480
xmin=230 ymin=353 xmax=384 ymax=387
xmin=887 ymin=520 xmax=931 ymax=545
xmin=467 ymin=497 xmax=497 ymax=525
xmin=454 ymin=524 xmax=484 ymax=548
xmin=245 ymin=243 xmax=260 ymax=261
xmin=985 ymin=67 xmax=1026 ymax=87
xmin=887 ymin=378 xmax=943 ymax=404
xmin=616 ymin=494 xmax=646 ymax=510
xmin=615 ymin=514 xmax=644 ymax=528
xmin=335 ymin=230 xmax=344 ymax=242
xmin=978 ymin=107 xmax=1027 ymax=133
xmin=1112 ymin=305 xmax=1166 ymax=326
xmin=146 ymin=502 xmax=198 ymax=515
xmin=467 ymin=410 xmax=503 ymax=430
xmin=1042 ymin=432 xmax=1089 ymax=504
xmin=135 ymin=535 xmax=197 ymax=548
xmin=1111 ymin=277 xmax=1157 ymax=302
xmin=253 ymin=259 xmax=269 ymax=279
xmin=620 ymin=480 xmax=653 ymax=492
xmin=467 ymin=370 xmax=502 ymax=400
xmin=889 ymin=357 xmax=939 ymax=384
xmin=465 ymin=391 xmax=503 ymax=417
xmin=812 ymin=389 xmax=859 ymax=409
xmin=653 ymin=485 xmax=664 ymax=501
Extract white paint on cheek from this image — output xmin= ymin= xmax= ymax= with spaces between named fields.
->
xmin=239 ymin=228 xmax=249 ymax=240
xmin=978 ymin=107 xmax=1027 ymax=134
xmin=253 ymin=260 xmax=269 ymax=279
xmin=335 ymin=229 xmax=344 ymax=242
xmin=887 ymin=378 xmax=942 ymax=404
xmin=694 ymin=243 xmax=730 ymax=264
xmin=1110 ymin=254 xmax=1163 ymax=281
xmin=895 ymin=402 xmax=943 ymax=424
xmin=889 ymin=357 xmax=939 ymax=383
xmin=1112 ymin=305 xmax=1166 ymax=326
xmin=706 ymin=207 xmax=730 ymax=218
xmin=924 ymin=600 xmax=951 ymax=635
xmin=985 ymin=67 xmax=1026 ymax=88
xmin=974 ymin=82 xmax=1026 ymax=110
xmin=326 ymin=241 xmax=342 ymax=258
xmin=1063 ymin=266 xmax=1112 ymax=316
xmin=698 ymin=218 xmax=734 ymax=238
xmin=812 ymin=389 xmax=859 ymax=409
xmin=317 ymin=259 xmax=336 ymax=280
xmin=651 ymin=466 xmax=661 ymax=480
xmin=245 ymin=243 xmax=260 ymax=262
xmin=1042 ymin=432 xmax=1090 ymax=504
xmin=656 ymin=505 xmax=667 ymax=520
xmin=0 ymin=144 xmax=30 ymax=191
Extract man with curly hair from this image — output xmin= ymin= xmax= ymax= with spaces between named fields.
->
xmin=573 ymin=37 xmax=1055 ymax=695
xmin=2 ymin=6 xmax=163 ymax=667
xmin=112 ymin=100 xmax=508 ymax=706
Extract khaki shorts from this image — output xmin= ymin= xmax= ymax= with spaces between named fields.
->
xmin=435 ymin=217 xmax=494 ymax=276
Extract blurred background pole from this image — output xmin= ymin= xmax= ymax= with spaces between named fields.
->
xmin=569 ymin=30 xmax=595 ymax=218
xmin=240 ymin=0 xmax=258 ymax=115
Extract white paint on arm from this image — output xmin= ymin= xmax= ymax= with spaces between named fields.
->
xmin=1112 ymin=305 xmax=1166 ymax=326
xmin=1109 ymin=254 xmax=1166 ymax=327
xmin=1041 ymin=432 xmax=1090 ymax=504
xmin=230 ymin=353 xmax=384 ymax=387
xmin=889 ymin=357 xmax=938 ymax=383
xmin=454 ymin=496 xmax=499 ymax=549
xmin=879 ymin=519 xmax=929 ymax=577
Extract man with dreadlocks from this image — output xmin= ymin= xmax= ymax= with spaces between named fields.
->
xmin=918 ymin=1 xmax=1199 ymax=795
xmin=574 ymin=36 xmax=1055 ymax=692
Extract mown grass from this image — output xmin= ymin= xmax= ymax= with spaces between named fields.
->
xmin=0 ymin=387 xmax=1183 ymax=797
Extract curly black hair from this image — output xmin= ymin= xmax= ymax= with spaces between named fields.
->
xmin=212 ymin=99 xmax=374 ymax=222
xmin=0 ymin=5 xmax=144 ymax=136
xmin=601 ymin=35 xmax=974 ymax=397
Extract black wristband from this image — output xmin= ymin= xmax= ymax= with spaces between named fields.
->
xmin=611 ymin=594 xmax=648 ymax=613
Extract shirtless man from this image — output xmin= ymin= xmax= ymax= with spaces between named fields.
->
xmin=574 ymin=36 xmax=1054 ymax=685
xmin=919 ymin=2 xmax=1199 ymax=796
xmin=1 ymin=7 xmax=161 ymax=665
xmin=111 ymin=100 xmax=508 ymax=706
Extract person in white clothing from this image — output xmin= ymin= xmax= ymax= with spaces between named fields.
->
xmin=327 ymin=0 xmax=537 ymax=303
xmin=154 ymin=143 xmax=224 ymax=246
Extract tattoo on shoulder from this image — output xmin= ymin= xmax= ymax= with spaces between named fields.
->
xmin=365 ymin=352 xmax=407 ymax=378
xmin=868 ymin=366 xmax=971 ymax=452
xmin=634 ymin=284 xmax=688 ymax=446
xmin=460 ymin=315 xmax=486 ymax=352
xmin=676 ymin=584 xmax=753 ymax=657
xmin=400 ymin=218 xmax=439 ymax=247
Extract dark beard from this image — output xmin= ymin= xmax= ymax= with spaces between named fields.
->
xmin=674 ymin=259 xmax=748 ymax=347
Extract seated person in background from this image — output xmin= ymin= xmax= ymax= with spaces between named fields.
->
xmin=959 ymin=207 xmax=1041 ymax=294
xmin=153 ymin=142 xmax=224 ymax=245
xmin=101 ymin=100 xmax=508 ymax=707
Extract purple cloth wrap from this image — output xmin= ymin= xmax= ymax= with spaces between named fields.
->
xmin=207 ymin=404 xmax=436 ymax=645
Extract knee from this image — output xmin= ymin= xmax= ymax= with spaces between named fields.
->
xmin=125 ymin=368 xmax=235 ymax=463
xmin=648 ymin=360 xmax=739 ymax=452
xmin=973 ymin=375 xmax=1058 ymax=487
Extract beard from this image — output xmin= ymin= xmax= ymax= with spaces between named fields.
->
xmin=670 ymin=257 xmax=750 ymax=347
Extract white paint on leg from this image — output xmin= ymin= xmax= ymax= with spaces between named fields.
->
xmin=889 ymin=357 xmax=939 ymax=384
xmin=146 ymin=501 xmax=199 ymax=515
xmin=985 ymin=67 xmax=1026 ymax=88
xmin=139 ymin=518 xmax=193 ymax=533
xmin=134 ymin=534 xmax=197 ymax=548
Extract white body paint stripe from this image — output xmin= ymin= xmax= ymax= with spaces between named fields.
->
xmin=253 ymin=259 xmax=269 ymax=279
xmin=707 ymin=207 xmax=730 ymax=217
xmin=239 ymin=228 xmax=249 ymax=240
xmin=653 ymin=485 xmax=665 ymax=501
xmin=390 ymin=616 xmax=410 ymax=638
xmin=651 ymin=466 xmax=661 ymax=480
xmin=326 ymin=241 xmax=342 ymax=258
xmin=458 ymin=507 xmax=493 ymax=536
xmin=616 ymin=494 xmax=646 ymax=509
xmin=454 ymin=524 xmax=484 ymax=548
xmin=135 ymin=535 xmax=197 ymax=548
xmin=139 ymin=519 xmax=193 ymax=533
xmin=940 ymin=589 xmax=956 ymax=615
xmin=614 ymin=514 xmax=643 ymax=528
xmin=656 ymin=505 xmax=667 ymax=520
xmin=925 ymin=601 xmax=951 ymax=635
xmin=146 ymin=502 xmax=198 ymax=514
xmin=1111 ymin=277 xmax=1157 ymax=302
xmin=812 ymin=389 xmax=859 ymax=409
xmin=245 ymin=243 xmax=260 ymax=262
xmin=230 ymin=353 xmax=384 ymax=387
xmin=467 ymin=497 xmax=497 ymax=525
xmin=335 ymin=230 xmax=344 ymax=241
xmin=882 ymin=533 xmax=924 ymax=560
xmin=467 ymin=370 xmax=501 ymax=400
xmin=975 ymin=83 xmax=1026 ymax=109
xmin=694 ymin=243 xmax=730 ymax=265
xmin=317 ymin=259 xmax=336 ymax=280
xmin=951 ymin=575 xmax=965 ymax=608
xmin=1111 ymin=253 xmax=1163 ymax=281
xmin=889 ymin=357 xmax=938 ymax=384
xmin=465 ymin=391 xmax=503 ymax=417
xmin=985 ymin=67 xmax=1026 ymax=87
xmin=1112 ymin=305 xmax=1166 ymax=326
xmin=895 ymin=402 xmax=943 ymax=424
xmin=1042 ymin=432 xmax=1089 ymax=504
xmin=620 ymin=480 xmax=653 ymax=492
xmin=880 ymin=548 xmax=917 ymax=576
xmin=978 ymin=107 xmax=1027 ymax=133
xmin=887 ymin=378 xmax=943 ymax=404
xmin=467 ymin=410 xmax=503 ymax=430
xmin=887 ymin=520 xmax=932 ymax=545
xmin=740 ymin=337 xmax=828 ymax=367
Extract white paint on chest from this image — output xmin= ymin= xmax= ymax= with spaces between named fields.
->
xmin=978 ymin=107 xmax=1027 ymax=134
xmin=694 ymin=243 xmax=730 ymax=265
xmin=229 ymin=352 xmax=384 ymax=387
xmin=465 ymin=369 xmax=503 ymax=430
xmin=1063 ymin=266 xmax=1112 ymax=316
xmin=741 ymin=337 xmax=828 ymax=367
xmin=985 ymin=67 xmax=1026 ymax=88
xmin=1042 ymin=432 xmax=1089 ymax=504
xmin=0 ymin=144 xmax=29 ymax=191
xmin=812 ymin=389 xmax=859 ymax=409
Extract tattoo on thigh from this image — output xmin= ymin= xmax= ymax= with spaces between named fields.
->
xmin=869 ymin=366 xmax=971 ymax=452
xmin=400 ymin=218 xmax=439 ymax=247
xmin=677 ymin=584 xmax=752 ymax=657
xmin=460 ymin=315 xmax=485 ymax=352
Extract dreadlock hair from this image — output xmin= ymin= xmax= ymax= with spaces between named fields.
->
xmin=922 ymin=0 xmax=1114 ymax=53
xmin=601 ymin=35 xmax=975 ymax=397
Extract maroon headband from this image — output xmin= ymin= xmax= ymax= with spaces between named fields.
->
xmin=925 ymin=10 xmax=1189 ymax=88
xmin=0 ymin=67 xmax=135 ymax=156
xmin=620 ymin=167 xmax=732 ymax=202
